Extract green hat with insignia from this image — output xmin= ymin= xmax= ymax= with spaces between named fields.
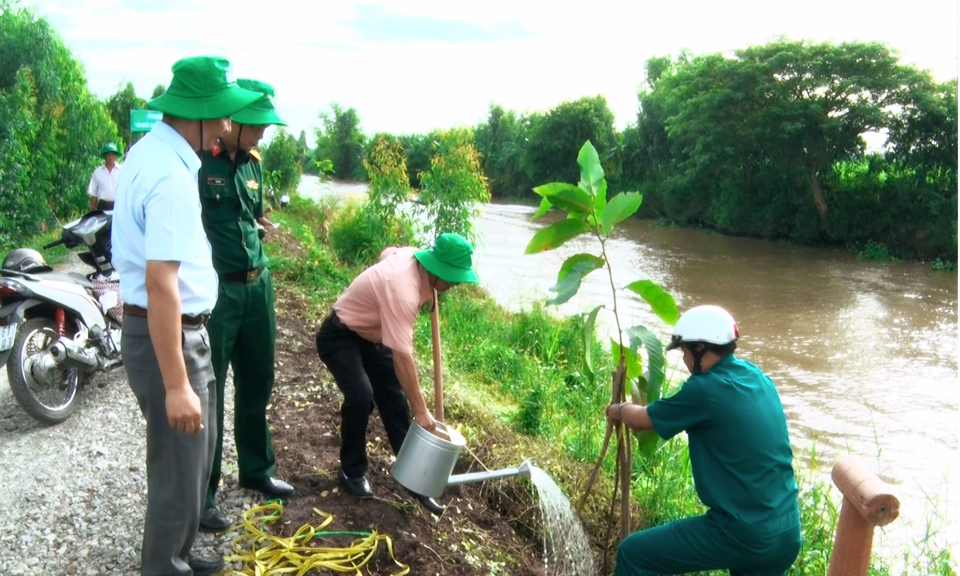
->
xmin=231 ymin=79 xmax=287 ymax=126
xmin=147 ymin=56 xmax=261 ymax=121
xmin=414 ymin=233 xmax=480 ymax=285
xmin=100 ymin=142 xmax=119 ymax=156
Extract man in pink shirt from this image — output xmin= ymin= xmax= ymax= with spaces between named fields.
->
xmin=315 ymin=233 xmax=479 ymax=515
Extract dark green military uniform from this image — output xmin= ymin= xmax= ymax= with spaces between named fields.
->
xmin=199 ymin=145 xmax=277 ymax=508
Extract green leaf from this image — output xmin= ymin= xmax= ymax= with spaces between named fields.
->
xmin=533 ymin=182 xmax=593 ymax=214
xmin=577 ymin=141 xmax=605 ymax=196
xmin=594 ymin=179 xmax=607 ymax=224
xmin=547 ymin=254 xmax=605 ymax=305
xmin=524 ymin=218 xmax=590 ymax=254
xmin=626 ymin=323 xmax=665 ymax=457
xmin=625 ymin=280 xmax=679 ymax=326
xmin=633 ymin=430 xmax=660 ymax=457
xmin=626 ymin=325 xmax=665 ymax=404
xmin=601 ymin=192 xmax=642 ymax=235
xmin=582 ymin=305 xmax=603 ymax=386
xmin=614 ymin=340 xmax=643 ymax=382
xmin=532 ymin=196 xmax=552 ymax=219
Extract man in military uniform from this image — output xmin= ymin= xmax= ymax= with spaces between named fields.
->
xmin=197 ymin=79 xmax=293 ymax=532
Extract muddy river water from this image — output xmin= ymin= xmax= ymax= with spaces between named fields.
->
xmin=299 ymin=177 xmax=957 ymax=559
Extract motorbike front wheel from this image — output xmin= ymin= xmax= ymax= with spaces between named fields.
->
xmin=7 ymin=317 xmax=86 ymax=424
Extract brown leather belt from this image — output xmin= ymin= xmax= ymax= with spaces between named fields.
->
xmin=219 ymin=267 xmax=264 ymax=282
xmin=123 ymin=304 xmax=209 ymax=326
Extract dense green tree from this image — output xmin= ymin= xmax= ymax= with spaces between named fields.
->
xmin=416 ymin=127 xmax=490 ymax=244
xmin=363 ymin=133 xmax=412 ymax=226
xmin=105 ymin=81 xmax=146 ymax=151
xmin=473 ymin=103 xmax=534 ymax=198
xmin=664 ymin=40 xmax=930 ymax=231
xmin=150 ymin=84 xmax=165 ymax=99
xmin=0 ymin=1 xmax=117 ymax=245
xmin=0 ymin=68 xmax=43 ymax=244
xmin=886 ymin=77 xmax=958 ymax=192
xmin=627 ymin=38 xmax=956 ymax=260
xmin=261 ymin=127 xmax=302 ymax=195
xmin=295 ymin=129 xmax=314 ymax=174
xmin=522 ymin=95 xmax=618 ymax=190
xmin=397 ymin=132 xmax=433 ymax=189
xmin=314 ymin=102 xmax=367 ymax=180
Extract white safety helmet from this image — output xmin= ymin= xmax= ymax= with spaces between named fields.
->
xmin=666 ymin=305 xmax=739 ymax=351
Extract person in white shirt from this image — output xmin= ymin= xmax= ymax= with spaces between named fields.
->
xmin=111 ymin=56 xmax=260 ymax=576
xmin=87 ymin=142 xmax=121 ymax=210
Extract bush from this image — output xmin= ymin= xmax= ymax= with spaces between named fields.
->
xmin=327 ymin=198 xmax=415 ymax=266
xmin=314 ymin=103 xmax=367 ymax=181
xmin=416 ymin=127 xmax=490 ymax=245
xmin=261 ymin=127 xmax=303 ymax=196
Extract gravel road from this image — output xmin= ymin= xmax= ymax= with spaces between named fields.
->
xmin=0 ymin=321 xmax=256 ymax=575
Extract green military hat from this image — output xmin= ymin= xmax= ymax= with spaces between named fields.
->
xmin=414 ymin=233 xmax=480 ymax=285
xmin=231 ymin=79 xmax=287 ymax=126
xmin=100 ymin=142 xmax=119 ymax=156
xmin=147 ymin=56 xmax=261 ymax=121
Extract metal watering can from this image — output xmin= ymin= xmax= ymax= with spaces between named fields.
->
xmin=392 ymin=421 xmax=533 ymax=498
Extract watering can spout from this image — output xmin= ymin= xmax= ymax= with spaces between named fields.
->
xmin=392 ymin=421 xmax=535 ymax=497
xmin=446 ymin=459 xmax=534 ymax=488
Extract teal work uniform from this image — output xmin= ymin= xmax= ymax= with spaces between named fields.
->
xmin=616 ymin=354 xmax=802 ymax=576
xmin=199 ymin=145 xmax=277 ymax=508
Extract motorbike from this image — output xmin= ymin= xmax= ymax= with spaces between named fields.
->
xmin=0 ymin=210 xmax=124 ymax=424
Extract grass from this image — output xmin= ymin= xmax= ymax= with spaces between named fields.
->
xmin=856 ymin=241 xmax=899 ymax=262
xmin=266 ymin=194 xmax=956 ymax=576
xmin=0 ymin=228 xmax=75 ymax=268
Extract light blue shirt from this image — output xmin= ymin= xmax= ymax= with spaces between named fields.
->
xmin=112 ymin=121 xmax=218 ymax=315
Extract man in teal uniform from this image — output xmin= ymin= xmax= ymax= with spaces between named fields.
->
xmin=197 ymin=79 xmax=292 ymax=532
xmin=605 ymin=305 xmax=802 ymax=576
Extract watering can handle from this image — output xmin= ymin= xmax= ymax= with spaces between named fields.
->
xmin=431 ymin=288 xmax=444 ymax=421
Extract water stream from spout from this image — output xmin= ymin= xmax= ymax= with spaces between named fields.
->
xmin=528 ymin=466 xmax=598 ymax=576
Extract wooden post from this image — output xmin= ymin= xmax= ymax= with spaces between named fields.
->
xmin=827 ymin=455 xmax=900 ymax=576
xmin=430 ymin=289 xmax=444 ymax=422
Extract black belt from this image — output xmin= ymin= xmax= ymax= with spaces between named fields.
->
xmin=219 ymin=267 xmax=264 ymax=282
xmin=329 ymin=310 xmax=347 ymax=330
xmin=123 ymin=304 xmax=209 ymax=326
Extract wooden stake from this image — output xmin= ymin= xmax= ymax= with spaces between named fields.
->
xmin=827 ymin=455 xmax=900 ymax=576
xmin=430 ymin=288 xmax=444 ymax=422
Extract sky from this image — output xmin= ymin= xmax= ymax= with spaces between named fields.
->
xmin=26 ymin=0 xmax=960 ymax=141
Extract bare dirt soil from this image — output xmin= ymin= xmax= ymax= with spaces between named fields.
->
xmin=262 ymin=227 xmax=548 ymax=576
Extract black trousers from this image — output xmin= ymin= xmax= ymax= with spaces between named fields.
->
xmin=315 ymin=312 xmax=412 ymax=478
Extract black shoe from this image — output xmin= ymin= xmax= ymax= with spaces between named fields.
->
xmin=338 ymin=469 xmax=373 ymax=499
xmin=407 ymin=489 xmax=446 ymax=516
xmin=188 ymin=554 xmax=225 ymax=576
xmin=199 ymin=506 xmax=231 ymax=533
xmin=240 ymin=476 xmax=295 ymax=497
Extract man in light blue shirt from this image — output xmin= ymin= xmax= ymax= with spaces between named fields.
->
xmin=112 ymin=56 xmax=260 ymax=576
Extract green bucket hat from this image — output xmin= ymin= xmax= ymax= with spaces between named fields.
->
xmin=231 ymin=79 xmax=287 ymax=126
xmin=100 ymin=143 xmax=119 ymax=156
xmin=414 ymin=233 xmax=480 ymax=285
xmin=147 ymin=56 xmax=261 ymax=121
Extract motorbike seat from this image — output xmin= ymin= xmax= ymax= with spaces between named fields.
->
xmin=20 ymin=270 xmax=95 ymax=290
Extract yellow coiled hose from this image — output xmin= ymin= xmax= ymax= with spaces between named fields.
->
xmin=221 ymin=502 xmax=410 ymax=576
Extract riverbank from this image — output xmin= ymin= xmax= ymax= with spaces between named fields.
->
xmin=0 ymin=194 xmax=950 ymax=575
xmin=299 ymin=175 xmax=958 ymax=567
xmin=264 ymin=195 xmax=955 ymax=575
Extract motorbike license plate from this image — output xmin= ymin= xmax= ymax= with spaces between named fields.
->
xmin=0 ymin=323 xmax=16 ymax=352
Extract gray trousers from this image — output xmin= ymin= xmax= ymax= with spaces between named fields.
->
xmin=122 ymin=316 xmax=217 ymax=576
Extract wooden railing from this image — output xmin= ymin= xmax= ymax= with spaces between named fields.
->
xmin=827 ymin=455 xmax=900 ymax=576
